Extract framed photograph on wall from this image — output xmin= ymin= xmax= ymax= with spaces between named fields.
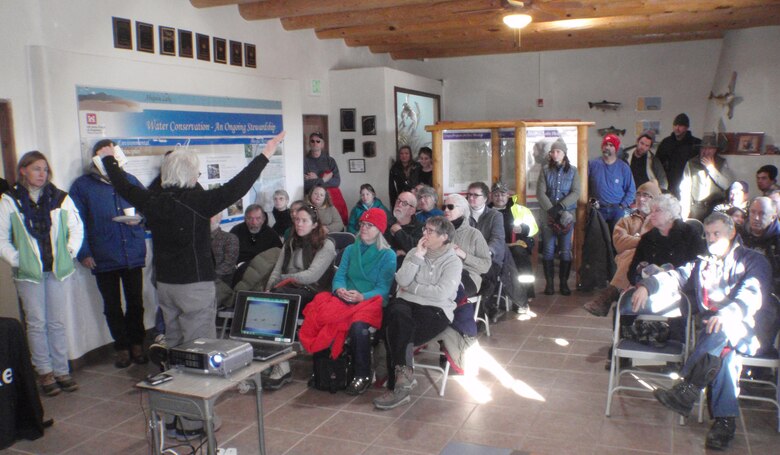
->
xmin=362 ymin=115 xmax=376 ymax=135
xmin=136 ymin=22 xmax=154 ymax=53
xmin=178 ymin=30 xmax=193 ymax=58
xmin=394 ymin=87 xmax=440 ymax=154
xmin=349 ymin=159 xmax=366 ymax=173
xmin=343 ymin=138 xmax=356 ymax=154
xmin=112 ymin=17 xmax=132 ymax=50
xmin=229 ymin=40 xmax=243 ymax=66
xmin=244 ymin=43 xmax=256 ymax=68
xmin=363 ymin=141 xmax=376 ymax=158
xmin=736 ymin=132 xmax=764 ymax=155
xmin=213 ymin=37 xmax=227 ymax=64
xmin=340 ymin=108 xmax=356 ymax=132
xmin=159 ymin=26 xmax=175 ymax=56
xmin=196 ymin=33 xmax=210 ymax=61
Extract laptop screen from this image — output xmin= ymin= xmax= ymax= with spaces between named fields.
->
xmin=231 ymin=291 xmax=300 ymax=344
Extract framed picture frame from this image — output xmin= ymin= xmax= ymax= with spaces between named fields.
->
xmin=348 ymin=159 xmax=366 ymax=173
xmin=363 ymin=141 xmax=376 ymax=158
xmin=736 ymin=132 xmax=764 ymax=155
xmin=213 ymin=37 xmax=227 ymax=64
xmin=178 ymin=30 xmax=193 ymax=58
xmin=362 ymin=115 xmax=376 ymax=135
xmin=136 ymin=21 xmax=154 ymax=53
xmin=196 ymin=33 xmax=210 ymax=61
xmin=343 ymin=138 xmax=356 ymax=154
xmin=229 ymin=40 xmax=243 ymax=66
xmin=159 ymin=26 xmax=176 ymax=56
xmin=340 ymin=108 xmax=356 ymax=132
xmin=112 ymin=17 xmax=132 ymax=50
xmin=394 ymin=87 xmax=441 ymax=154
xmin=244 ymin=43 xmax=256 ymax=68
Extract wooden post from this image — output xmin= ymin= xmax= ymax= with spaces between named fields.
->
xmin=575 ymin=124 xmax=590 ymax=285
xmin=432 ymin=129 xmax=443 ymax=203
xmin=491 ymin=128 xmax=500 ymax=186
xmin=515 ymin=125 xmax=527 ymax=204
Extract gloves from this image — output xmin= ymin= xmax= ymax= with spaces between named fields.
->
xmin=547 ymin=204 xmax=563 ymax=218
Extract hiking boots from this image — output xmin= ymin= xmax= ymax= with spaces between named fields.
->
xmin=262 ymin=361 xmax=292 ymax=390
xmin=373 ymin=365 xmax=417 ymax=410
xmin=653 ymin=380 xmax=699 ymax=416
xmin=131 ymin=344 xmax=148 ymax=365
xmin=149 ymin=335 xmax=169 ymax=371
xmin=55 ymin=374 xmax=79 ymax=392
xmin=584 ymin=285 xmax=620 ymax=317
xmin=39 ymin=372 xmax=61 ymax=397
xmin=114 ymin=350 xmax=132 ymax=369
xmin=345 ymin=376 xmax=372 ymax=395
xmin=705 ymin=417 xmax=736 ymax=450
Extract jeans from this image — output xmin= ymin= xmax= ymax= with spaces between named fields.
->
xmin=349 ymin=321 xmax=372 ymax=378
xmin=156 ymin=281 xmax=216 ymax=349
xmin=16 ymin=273 xmax=71 ymax=376
xmin=384 ymin=298 xmax=450 ymax=369
xmin=680 ymin=329 xmax=740 ymax=417
xmin=95 ymin=267 xmax=145 ymax=351
xmin=598 ymin=206 xmax=627 ymax=233
xmin=542 ymin=223 xmax=573 ymax=261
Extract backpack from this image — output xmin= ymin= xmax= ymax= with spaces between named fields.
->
xmin=311 ymin=347 xmax=353 ymax=393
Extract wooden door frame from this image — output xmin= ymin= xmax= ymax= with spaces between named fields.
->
xmin=0 ymin=101 xmax=17 ymax=185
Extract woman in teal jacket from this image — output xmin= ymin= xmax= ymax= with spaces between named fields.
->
xmin=0 ymin=151 xmax=84 ymax=396
xmin=346 ymin=183 xmax=391 ymax=234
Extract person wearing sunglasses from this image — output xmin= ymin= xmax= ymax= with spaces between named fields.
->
xmin=443 ymin=193 xmax=491 ymax=297
xmin=304 ymin=132 xmax=348 ymax=223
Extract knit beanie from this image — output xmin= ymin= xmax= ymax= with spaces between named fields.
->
xmin=636 ymin=181 xmax=662 ymax=199
xmin=359 ymin=207 xmax=387 ymax=233
xmin=602 ymin=134 xmax=621 ymax=150
xmin=673 ymin=113 xmax=690 ymax=127
xmin=550 ymin=138 xmax=568 ymax=154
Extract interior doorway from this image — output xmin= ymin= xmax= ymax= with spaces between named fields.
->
xmin=302 ymin=114 xmax=329 ymax=155
xmin=0 ymin=99 xmax=19 ymax=319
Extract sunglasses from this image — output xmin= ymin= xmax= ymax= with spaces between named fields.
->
xmin=443 ymin=204 xmax=456 ymax=211
xmin=309 ymin=139 xmax=322 ymax=144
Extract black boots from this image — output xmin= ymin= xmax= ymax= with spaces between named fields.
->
xmin=706 ymin=417 xmax=736 ymax=450
xmin=543 ymin=260 xmax=555 ymax=295
xmin=653 ymin=380 xmax=700 ymax=416
xmin=559 ymin=260 xmax=572 ymax=296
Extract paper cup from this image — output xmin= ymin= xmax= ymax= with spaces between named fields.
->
xmin=123 ymin=207 xmax=136 ymax=217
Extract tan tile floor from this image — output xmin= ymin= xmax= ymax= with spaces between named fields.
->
xmin=5 ymin=279 xmax=779 ymax=454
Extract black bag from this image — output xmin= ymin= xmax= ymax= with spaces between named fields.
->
xmin=311 ymin=347 xmax=353 ymax=393
xmin=621 ymin=320 xmax=671 ymax=348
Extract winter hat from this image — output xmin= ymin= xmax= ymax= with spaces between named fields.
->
xmin=491 ymin=181 xmax=510 ymax=194
xmin=673 ymin=113 xmax=690 ymax=127
xmin=359 ymin=207 xmax=387 ymax=233
xmin=550 ymin=137 xmax=568 ymax=154
xmin=602 ymin=134 xmax=621 ymax=150
xmin=636 ymin=181 xmax=662 ymax=199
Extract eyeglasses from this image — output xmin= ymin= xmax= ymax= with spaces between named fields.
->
xmin=359 ymin=222 xmax=376 ymax=230
xmin=443 ymin=204 xmax=456 ymax=211
xmin=422 ymin=227 xmax=437 ymax=235
xmin=466 ymin=193 xmax=484 ymax=199
xmin=309 ymin=139 xmax=322 ymax=144
xmin=636 ymin=192 xmax=654 ymax=199
xmin=396 ymin=199 xmax=414 ymax=208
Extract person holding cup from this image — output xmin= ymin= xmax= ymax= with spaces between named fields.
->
xmin=70 ymin=139 xmax=149 ymax=368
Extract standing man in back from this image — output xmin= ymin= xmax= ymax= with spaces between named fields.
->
xmin=656 ymin=113 xmax=701 ymax=198
xmin=588 ymin=134 xmax=636 ymax=233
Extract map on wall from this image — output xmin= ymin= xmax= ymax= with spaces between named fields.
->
xmin=76 ymin=86 xmax=285 ymax=222
xmin=442 ymin=130 xmax=492 ymax=194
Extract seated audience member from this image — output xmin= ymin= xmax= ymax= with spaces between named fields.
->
xmin=210 ymin=213 xmax=239 ymax=308
xmin=384 ymin=191 xmax=422 ymax=268
xmin=443 ymin=193 xmax=491 ymax=297
xmin=624 ymin=130 xmax=669 ymax=191
xmin=264 ymin=204 xmax=337 ymax=389
xmin=389 ymin=145 xmax=420 ymax=207
xmin=270 ymin=189 xmax=291 ymax=238
xmin=584 ymin=182 xmax=662 ymax=316
xmin=756 ymin=164 xmax=780 ymax=195
xmin=415 ymin=185 xmax=444 ymax=223
xmin=374 ymin=216 xmax=463 ymax=410
xmin=417 ymin=147 xmax=433 ymax=186
xmin=300 ymin=208 xmax=395 ymax=395
xmin=489 ymin=181 xmax=538 ymax=305
xmin=725 ymin=206 xmax=746 ymax=228
xmin=282 ymin=199 xmax=305 ymax=240
xmin=627 ymin=194 xmax=707 ymax=285
xmin=713 ymin=180 xmax=749 ymax=215
xmin=347 ymin=183 xmax=390 ymax=234
xmin=307 ymin=184 xmax=344 ymax=233
xmin=230 ymin=204 xmax=282 ymax=283
xmin=767 ymin=189 xmax=780 ymax=213
xmin=740 ymin=197 xmax=780 ymax=357
xmin=633 ymin=212 xmax=771 ymax=451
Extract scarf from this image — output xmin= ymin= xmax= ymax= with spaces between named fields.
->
xmin=451 ymin=216 xmax=465 ymax=229
xmin=12 ymin=183 xmax=64 ymax=241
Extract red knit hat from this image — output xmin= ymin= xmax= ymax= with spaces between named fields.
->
xmin=602 ymin=134 xmax=621 ymax=150
xmin=359 ymin=208 xmax=387 ymax=233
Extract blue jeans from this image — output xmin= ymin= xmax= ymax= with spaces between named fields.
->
xmin=16 ymin=272 xmax=72 ymax=376
xmin=680 ymin=329 xmax=740 ymax=417
xmin=598 ymin=206 xmax=627 ymax=233
xmin=542 ymin=223 xmax=573 ymax=261
xmin=349 ymin=321 xmax=372 ymax=378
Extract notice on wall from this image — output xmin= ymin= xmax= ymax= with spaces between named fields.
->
xmin=76 ymin=87 xmax=284 ymax=222
xmin=442 ymin=130 xmax=492 ymax=194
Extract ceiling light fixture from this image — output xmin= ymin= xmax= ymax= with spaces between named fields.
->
xmin=503 ymin=13 xmax=533 ymax=29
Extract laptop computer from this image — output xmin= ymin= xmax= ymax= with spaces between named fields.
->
xmin=229 ymin=291 xmax=300 ymax=361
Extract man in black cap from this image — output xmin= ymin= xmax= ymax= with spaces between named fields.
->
xmin=656 ymin=113 xmax=701 ymax=199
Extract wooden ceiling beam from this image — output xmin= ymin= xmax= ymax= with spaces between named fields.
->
xmin=283 ymin=0 xmax=503 ymax=31
xmin=344 ymin=5 xmax=780 ymax=47
xmin=238 ymin=0 xmax=434 ymax=21
xmin=387 ymin=30 xmax=726 ymax=59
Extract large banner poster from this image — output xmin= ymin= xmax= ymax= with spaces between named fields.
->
xmin=76 ymin=86 xmax=284 ymax=221
xmin=442 ymin=130 xmax=492 ymax=194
